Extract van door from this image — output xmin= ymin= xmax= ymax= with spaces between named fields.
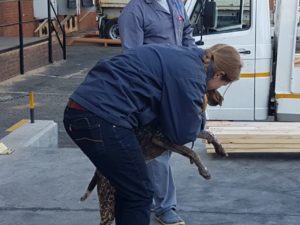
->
xmin=274 ymin=0 xmax=300 ymax=121
xmin=187 ymin=0 xmax=271 ymax=121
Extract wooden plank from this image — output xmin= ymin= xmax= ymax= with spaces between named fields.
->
xmin=205 ymin=137 xmax=300 ymax=144
xmin=70 ymin=37 xmax=121 ymax=47
xmin=208 ymin=127 xmax=300 ymax=133
xmin=207 ymin=148 xmax=300 ymax=153
xmin=34 ymin=19 xmax=48 ymax=33
xmin=60 ymin=15 xmax=72 ymax=27
xmin=206 ymin=143 xmax=300 ymax=149
xmin=210 ymin=134 xmax=300 ymax=143
xmin=208 ymin=129 xmax=300 ymax=134
xmin=65 ymin=16 xmax=78 ymax=34
xmin=295 ymin=54 xmax=300 ymax=67
xmin=207 ymin=121 xmax=300 ymax=127
xmin=204 ymin=121 xmax=300 ymax=153
xmin=207 ymin=123 xmax=300 ymax=130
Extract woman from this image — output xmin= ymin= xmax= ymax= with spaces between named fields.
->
xmin=119 ymin=1 xmax=196 ymax=221
xmin=63 ymin=43 xmax=242 ymax=225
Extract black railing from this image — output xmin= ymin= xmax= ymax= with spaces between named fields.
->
xmin=48 ymin=0 xmax=67 ymax=63
xmin=0 ymin=0 xmax=66 ymax=74
xmin=18 ymin=0 xmax=24 ymax=74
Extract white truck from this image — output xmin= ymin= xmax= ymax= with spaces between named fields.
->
xmin=96 ymin=0 xmax=128 ymax=39
xmin=186 ymin=0 xmax=300 ymax=122
xmin=98 ymin=0 xmax=300 ymax=122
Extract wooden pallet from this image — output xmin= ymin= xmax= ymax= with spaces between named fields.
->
xmin=35 ymin=16 xmax=78 ymax=37
xmin=205 ymin=121 xmax=300 ymax=153
xmin=34 ymin=19 xmax=58 ymax=37
xmin=63 ymin=15 xmax=78 ymax=34
xmin=68 ymin=37 xmax=121 ymax=47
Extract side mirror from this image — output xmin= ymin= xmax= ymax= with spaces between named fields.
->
xmin=203 ymin=1 xmax=217 ymax=29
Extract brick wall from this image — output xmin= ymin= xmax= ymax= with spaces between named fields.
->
xmin=78 ymin=12 xmax=97 ymax=32
xmin=0 ymin=38 xmax=63 ymax=82
xmin=0 ymin=1 xmax=97 ymax=37
xmin=0 ymin=0 xmax=35 ymax=37
xmin=0 ymin=50 xmax=20 ymax=81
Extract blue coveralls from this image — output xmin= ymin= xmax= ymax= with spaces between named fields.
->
xmin=118 ymin=0 xmax=195 ymax=50
xmin=118 ymin=0 xmax=196 ymax=215
xmin=63 ymin=44 xmax=207 ymax=225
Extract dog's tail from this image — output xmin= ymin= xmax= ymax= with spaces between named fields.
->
xmin=80 ymin=170 xmax=98 ymax=202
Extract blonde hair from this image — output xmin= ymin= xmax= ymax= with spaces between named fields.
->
xmin=202 ymin=44 xmax=242 ymax=82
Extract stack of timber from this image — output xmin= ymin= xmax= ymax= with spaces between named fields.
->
xmin=295 ymin=53 xmax=300 ymax=67
xmin=205 ymin=121 xmax=300 ymax=153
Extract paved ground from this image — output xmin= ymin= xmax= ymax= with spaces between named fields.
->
xmin=1 ymin=45 xmax=300 ymax=225
xmin=0 ymin=45 xmax=122 ymax=147
xmin=1 ymin=145 xmax=300 ymax=225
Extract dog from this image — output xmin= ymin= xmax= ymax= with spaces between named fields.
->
xmin=80 ymin=90 xmax=226 ymax=225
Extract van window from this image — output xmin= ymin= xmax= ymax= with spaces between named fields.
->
xmin=191 ymin=0 xmax=251 ymax=35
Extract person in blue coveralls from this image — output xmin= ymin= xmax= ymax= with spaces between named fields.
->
xmin=118 ymin=1 xmax=196 ymax=224
xmin=63 ymin=43 xmax=242 ymax=225
xmin=118 ymin=0 xmax=195 ymax=50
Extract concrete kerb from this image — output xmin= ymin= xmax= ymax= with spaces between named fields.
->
xmin=0 ymin=120 xmax=58 ymax=151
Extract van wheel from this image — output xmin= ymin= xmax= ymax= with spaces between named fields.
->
xmin=104 ymin=18 xmax=120 ymax=40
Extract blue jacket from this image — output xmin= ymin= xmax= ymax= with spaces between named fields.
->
xmin=118 ymin=0 xmax=196 ymax=50
xmin=71 ymin=44 xmax=208 ymax=145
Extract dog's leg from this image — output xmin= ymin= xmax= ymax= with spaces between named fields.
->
xmin=96 ymin=170 xmax=115 ymax=225
xmin=198 ymin=130 xmax=228 ymax=157
xmin=80 ymin=169 xmax=115 ymax=225
xmin=152 ymin=138 xmax=211 ymax=179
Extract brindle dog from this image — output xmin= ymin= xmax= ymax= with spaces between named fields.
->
xmin=80 ymin=90 xmax=226 ymax=225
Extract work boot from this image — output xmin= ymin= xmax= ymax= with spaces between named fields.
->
xmin=155 ymin=209 xmax=185 ymax=225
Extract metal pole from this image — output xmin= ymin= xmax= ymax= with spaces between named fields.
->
xmin=47 ymin=0 xmax=53 ymax=63
xmin=195 ymin=0 xmax=204 ymax=45
xmin=50 ymin=1 xmax=66 ymax=60
xmin=29 ymin=91 xmax=35 ymax=123
xmin=18 ymin=0 xmax=24 ymax=74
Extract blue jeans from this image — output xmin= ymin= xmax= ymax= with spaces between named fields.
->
xmin=63 ymin=107 xmax=153 ymax=225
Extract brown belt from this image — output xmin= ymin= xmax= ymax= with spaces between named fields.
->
xmin=67 ymin=99 xmax=86 ymax=111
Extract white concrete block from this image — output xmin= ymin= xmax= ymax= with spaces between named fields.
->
xmin=1 ymin=120 xmax=58 ymax=150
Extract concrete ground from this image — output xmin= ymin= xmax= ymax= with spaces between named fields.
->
xmin=1 ymin=45 xmax=300 ymax=225
xmin=0 ymin=45 xmax=122 ymax=147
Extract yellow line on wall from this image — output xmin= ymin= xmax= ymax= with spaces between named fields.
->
xmin=6 ymin=119 xmax=29 ymax=132
xmin=240 ymin=72 xmax=270 ymax=78
xmin=276 ymin=94 xmax=300 ymax=99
